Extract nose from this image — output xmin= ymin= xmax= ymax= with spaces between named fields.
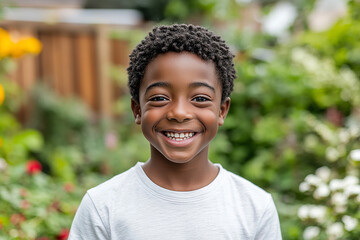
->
xmin=166 ymin=98 xmax=193 ymax=122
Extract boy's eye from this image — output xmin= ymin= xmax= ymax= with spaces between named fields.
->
xmin=149 ymin=96 xmax=168 ymax=101
xmin=193 ymin=96 xmax=210 ymax=102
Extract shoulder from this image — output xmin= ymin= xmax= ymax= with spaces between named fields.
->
xmin=221 ymin=168 xmax=281 ymax=238
xmin=221 ymin=168 xmax=274 ymax=214
xmin=223 ymin=168 xmax=271 ymax=199
xmin=86 ymin=164 xmax=139 ymax=204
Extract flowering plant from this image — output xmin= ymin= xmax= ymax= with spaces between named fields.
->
xmin=0 ymin=27 xmax=79 ymax=239
xmin=294 ymin=27 xmax=360 ymax=240
xmin=298 ymin=112 xmax=360 ymax=239
xmin=0 ymin=28 xmax=42 ymax=59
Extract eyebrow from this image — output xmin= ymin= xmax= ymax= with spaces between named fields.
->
xmin=144 ymin=81 xmax=216 ymax=94
xmin=145 ymin=82 xmax=171 ymax=95
xmin=190 ymin=82 xmax=215 ymax=93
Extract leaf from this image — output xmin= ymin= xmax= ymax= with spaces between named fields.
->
xmin=13 ymin=129 xmax=43 ymax=152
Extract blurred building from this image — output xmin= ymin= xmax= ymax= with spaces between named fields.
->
xmin=2 ymin=0 xmax=85 ymax=8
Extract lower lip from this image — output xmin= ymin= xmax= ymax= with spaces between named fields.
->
xmin=160 ymin=133 xmax=198 ymax=147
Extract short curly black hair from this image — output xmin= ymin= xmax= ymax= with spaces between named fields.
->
xmin=127 ymin=24 xmax=236 ymax=103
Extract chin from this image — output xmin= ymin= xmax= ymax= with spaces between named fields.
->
xmin=164 ymin=154 xmax=194 ymax=164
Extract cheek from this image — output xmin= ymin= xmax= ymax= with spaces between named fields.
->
xmin=140 ymin=110 xmax=162 ymax=133
xmin=198 ymin=109 xmax=219 ymax=131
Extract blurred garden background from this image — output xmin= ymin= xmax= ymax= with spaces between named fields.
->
xmin=1 ymin=0 xmax=360 ymax=239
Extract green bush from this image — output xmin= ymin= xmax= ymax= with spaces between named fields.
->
xmin=1 ymin=1 xmax=360 ymax=239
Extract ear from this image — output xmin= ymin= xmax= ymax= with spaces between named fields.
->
xmin=218 ymin=97 xmax=230 ymax=126
xmin=131 ymin=98 xmax=141 ymax=125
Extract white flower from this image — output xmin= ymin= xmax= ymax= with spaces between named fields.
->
xmin=326 ymin=147 xmax=340 ymax=162
xmin=344 ymin=185 xmax=360 ymax=197
xmin=343 ymin=175 xmax=359 ymax=187
xmin=298 ymin=205 xmax=327 ymax=222
xmin=0 ymin=158 xmax=7 ymax=171
xmin=331 ymin=192 xmax=347 ymax=206
xmin=309 ymin=205 xmax=327 ymax=223
xmin=349 ymin=125 xmax=360 ymax=138
xmin=314 ymin=184 xmax=330 ymax=199
xmin=298 ymin=205 xmax=310 ymax=220
xmin=315 ymin=166 xmax=331 ymax=182
xmin=303 ymin=226 xmax=320 ymax=240
xmin=326 ymin=222 xmax=344 ymax=239
xmin=350 ymin=149 xmax=360 ymax=161
xmin=342 ymin=215 xmax=358 ymax=231
xmin=305 ymin=174 xmax=322 ymax=186
xmin=329 ymin=179 xmax=344 ymax=191
xmin=334 ymin=205 xmax=347 ymax=214
xmin=299 ymin=182 xmax=310 ymax=192
xmin=338 ymin=129 xmax=350 ymax=143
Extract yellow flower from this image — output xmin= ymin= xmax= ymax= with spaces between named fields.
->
xmin=0 ymin=83 xmax=4 ymax=105
xmin=12 ymin=37 xmax=42 ymax=58
xmin=22 ymin=37 xmax=42 ymax=55
xmin=0 ymin=28 xmax=14 ymax=59
xmin=0 ymin=28 xmax=42 ymax=59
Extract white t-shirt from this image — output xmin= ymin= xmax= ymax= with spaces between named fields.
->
xmin=69 ymin=162 xmax=282 ymax=240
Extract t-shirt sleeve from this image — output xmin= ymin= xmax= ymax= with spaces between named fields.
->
xmin=68 ymin=192 xmax=110 ymax=240
xmin=253 ymin=195 xmax=282 ymax=240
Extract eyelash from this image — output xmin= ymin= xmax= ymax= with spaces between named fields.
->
xmin=193 ymin=96 xmax=210 ymax=102
xmin=149 ymin=96 xmax=168 ymax=102
xmin=148 ymin=96 xmax=211 ymax=103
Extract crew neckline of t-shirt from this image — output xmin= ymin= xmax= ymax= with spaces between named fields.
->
xmin=134 ymin=162 xmax=225 ymax=203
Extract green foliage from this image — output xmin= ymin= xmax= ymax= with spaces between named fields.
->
xmin=84 ymin=0 xmax=170 ymax=21
xmin=164 ymin=0 xmax=242 ymax=22
xmin=0 ymin=80 xmax=80 ymax=238
xmin=1 ymin=1 xmax=360 ymax=239
xmin=300 ymin=14 xmax=360 ymax=76
xmin=216 ymin=4 xmax=360 ymax=238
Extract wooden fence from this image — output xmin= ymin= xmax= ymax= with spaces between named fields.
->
xmin=0 ymin=21 xmax=134 ymax=118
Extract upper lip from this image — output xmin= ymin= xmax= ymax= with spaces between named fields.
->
xmin=161 ymin=129 xmax=197 ymax=133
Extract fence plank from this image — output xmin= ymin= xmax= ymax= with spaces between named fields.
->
xmin=39 ymin=32 xmax=54 ymax=87
xmin=57 ymin=33 xmax=75 ymax=97
xmin=21 ymin=28 xmax=38 ymax=91
xmin=51 ymin=33 xmax=62 ymax=94
xmin=96 ymin=25 xmax=111 ymax=118
xmin=75 ymin=33 xmax=97 ymax=111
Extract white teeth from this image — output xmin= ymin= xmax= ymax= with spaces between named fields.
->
xmin=164 ymin=131 xmax=195 ymax=141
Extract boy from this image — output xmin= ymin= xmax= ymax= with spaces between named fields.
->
xmin=69 ymin=24 xmax=282 ymax=239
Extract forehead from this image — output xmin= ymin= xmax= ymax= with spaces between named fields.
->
xmin=141 ymin=52 xmax=220 ymax=89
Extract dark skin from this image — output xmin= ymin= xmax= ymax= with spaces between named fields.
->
xmin=131 ymin=52 xmax=230 ymax=191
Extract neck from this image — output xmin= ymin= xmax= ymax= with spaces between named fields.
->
xmin=142 ymin=146 xmax=218 ymax=191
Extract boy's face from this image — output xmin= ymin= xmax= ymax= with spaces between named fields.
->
xmin=131 ymin=52 xmax=230 ymax=164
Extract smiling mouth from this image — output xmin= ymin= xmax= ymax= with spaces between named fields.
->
xmin=162 ymin=131 xmax=197 ymax=141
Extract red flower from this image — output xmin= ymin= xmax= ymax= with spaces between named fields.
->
xmin=63 ymin=182 xmax=74 ymax=193
xmin=20 ymin=200 xmax=30 ymax=209
xmin=10 ymin=213 xmax=26 ymax=225
xmin=50 ymin=200 xmax=61 ymax=212
xmin=57 ymin=228 xmax=70 ymax=240
xmin=20 ymin=188 xmax=28 ymax=197
xmin=105 ymin=132 xmax=118 ymax=150
xmin=326 ymin=107 xmax=344 ymax=127
xmin=26 ymin=160 xmax=42 ymax=175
